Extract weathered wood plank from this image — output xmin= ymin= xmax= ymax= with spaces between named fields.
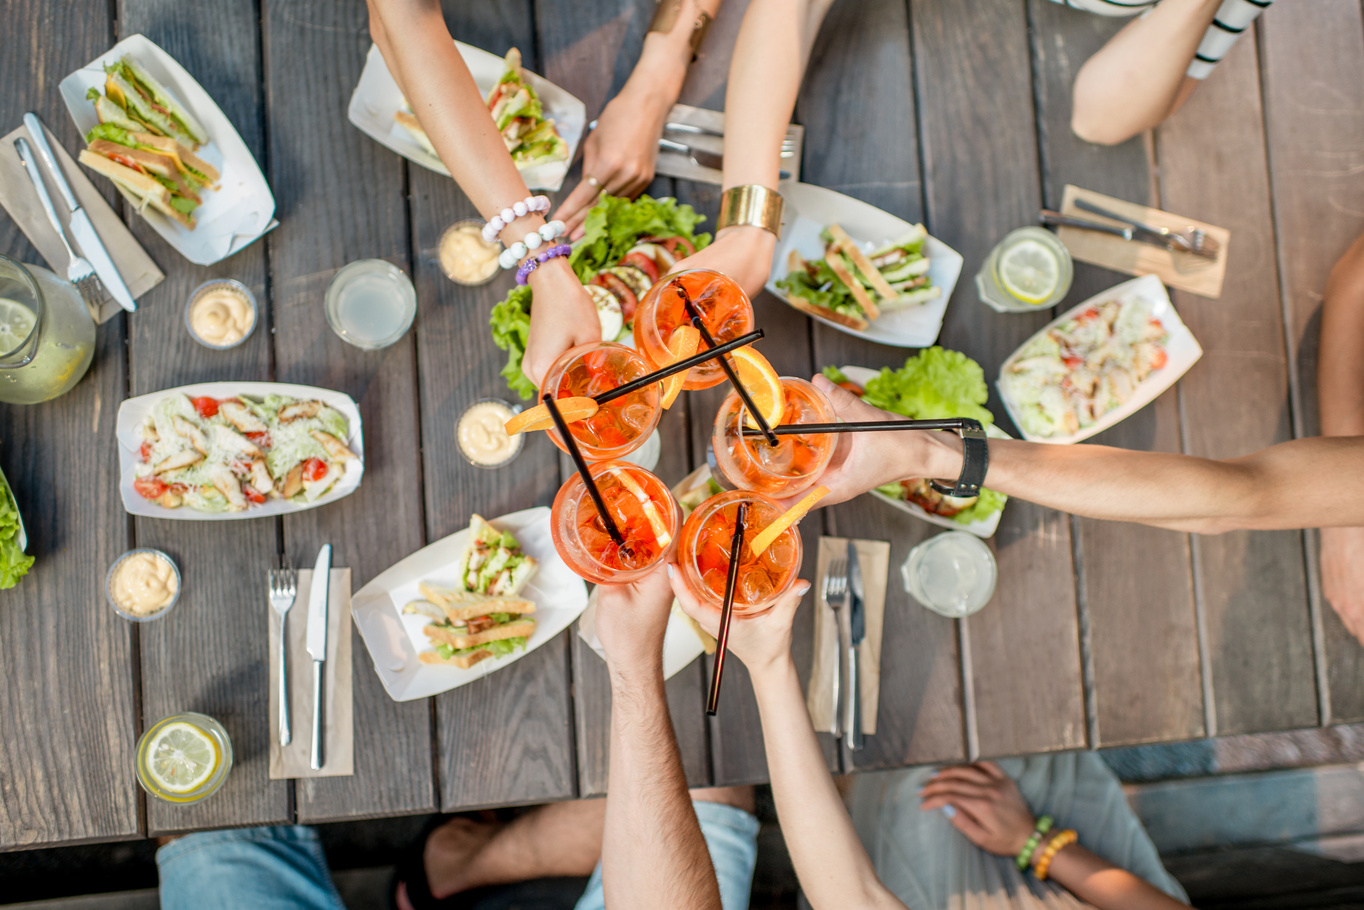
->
xmin=0 ymin=0 xmax=140 ymax=852
xmin=803 ymin=0 xmax=965 ymax=769
xmin=114 ymin=0 xmax=288 ymax=834
xmin=1155 ymin=37 xmax=1316 ymax=734
xmin=1027 ymin=0 xmax=1204 ymax=747
xmin=416 ymin=3 xmax=578 ymax=811
xmin=263 ymin=0 xmax=433 ymax=820
xmin=911 ymin=0 xmax=1086 ymax=757
xmin=1259 ymin=0 xmax=1364 ymax=725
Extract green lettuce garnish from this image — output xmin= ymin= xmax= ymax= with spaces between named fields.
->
xmin=436 ymin=636 xmax=529 ymax=661
xmin=0 ymin=476 xmax=32 ymax=589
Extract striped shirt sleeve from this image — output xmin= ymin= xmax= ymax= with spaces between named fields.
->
xmin=1187 ymin=0 xmax=1274 ymax=79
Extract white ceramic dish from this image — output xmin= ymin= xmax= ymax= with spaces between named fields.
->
xmin=766 ymin=183 xmax=964 ymax=348
xmin=0 ymin=464 xmax=25 ymax=552
xmin=995 ymin=274 xmax=1203 ymax=445
xmin=115 ymin=381 xmax=365 ymax=520
xmin=59 ymin=34 xmax=277 ymax=265
xmin=839 ymin=366 xmax=1008 ymax=539
xmin=351 ymin=507 xmax=589 ymax=701
xmin=348 ymin=42 xmax=585 ymax=192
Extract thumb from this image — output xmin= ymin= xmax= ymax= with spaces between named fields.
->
xmin=812 ymin=373 xmax=864 ymax=411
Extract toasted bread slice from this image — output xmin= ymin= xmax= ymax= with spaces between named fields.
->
xmin=417 ymin=582 xmax=537 ymax=622
xmin=828 ymin=224 xmax=897 ymax=301
xmin=823 ymin=250 xmax=879 ymax=321
xmin=419 ymin=648 xmax=495 ymax=669
xmin=424 ymin=618 xmax=537 ymax=651
xmin=782 ymin=291 xmax=869 ymax=331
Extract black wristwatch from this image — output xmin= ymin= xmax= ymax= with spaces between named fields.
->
xmin=926 ymin=418 xmax=989 ymax=499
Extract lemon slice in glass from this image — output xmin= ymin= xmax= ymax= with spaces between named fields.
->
xmin=605 ymin=465 xmax=672 ymax=548
xmin=146 ymin=721 xmax=220 ymax=793
xmin=998 ymin=239 xmax=1061 ymax=305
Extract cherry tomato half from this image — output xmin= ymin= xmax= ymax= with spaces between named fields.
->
xmin=303 ymin=457 xmax=329 ymax=483
xmin=133 ymin=477 xmax=168 ymax=500
xmin=592 ymin=273 xmax=639 ymax=323
xmin=191 ymin=396 xmax=220 ymax=418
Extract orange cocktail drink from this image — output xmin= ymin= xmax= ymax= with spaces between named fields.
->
xmin=712 ymin=377 xmax=836 ymax=498
xmin=678 ymin=491 xmax=802 ymax=617
xmin=635 ymin=270 xmax=754 ymax=390
xmin=540 ymin=342 xmax=662 ymax=462
xmin=551 ymin=460 xmax=680 ymax=584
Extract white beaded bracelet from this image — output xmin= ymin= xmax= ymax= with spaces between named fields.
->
xmin=497 ymin=220 xmax=567 ymax=270
xmin=482 ymin=195 xmax=550 ymax=243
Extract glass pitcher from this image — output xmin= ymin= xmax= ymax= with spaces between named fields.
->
xmin=0 ymin=253 xmax=96 ymax=404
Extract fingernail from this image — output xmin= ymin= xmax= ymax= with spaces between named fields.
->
xmin=795 ymin=581 xmax=811 ymax=596
xmin=666 ymin=564 xmax=675 ymax=579
xmin=941 ymin=805 xmax=957 ymax=818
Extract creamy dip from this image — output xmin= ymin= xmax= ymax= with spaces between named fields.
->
xmin=110 ymin=551 xmax=179 ymax=617
xmin=458 ymin=400 xmax=522 ymax=467
xmin=440 ymin=223 xmax=501 ymax=285
xmin=189 ymin=284 xmax=256 ymax=347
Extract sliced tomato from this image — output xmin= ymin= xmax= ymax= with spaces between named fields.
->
xmin=133 ymin=477 xmax=168 ymax=500
xmin=245 ymin=430 xmax=272 ymax=448
xmin=1150 ymin=348 xmax=1168 ymax=370
xmin=620 ymin=251 xmax=659 ymax=284
xmin=592 ymin=273 xmax=639 ymax=323
xmin=139 ymin=440 xmax=154 ymax=462
xmin=241 ymin=484 xmax=267 ymax=505
xmin=106 ymin=151 xmax=146 ymax=173
xmin=303 ymin=457 xmax=328 ymax=483
xmin=191 ymin=396 xmax=220 ymax=418
xmin=643 ymin=235 xmax=695 ymax=259
xmin=628 ymin=242 xmax=675 ymax=271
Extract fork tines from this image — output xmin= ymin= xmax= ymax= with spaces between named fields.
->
xmin=824 ymin=557 xmax=848 ymax=605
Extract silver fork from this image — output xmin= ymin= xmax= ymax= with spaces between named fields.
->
xmin=269 ymin=566 xmax=298 ymax=747
xmin=1074 ymin=197 xmax=1219 ymax=259
xmin=823 ymin=556 xmax=848 ymax=738
xmin=14 ymin=137 xmax=105 ymax=312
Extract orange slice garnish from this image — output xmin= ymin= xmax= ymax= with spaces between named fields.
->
xmin=504 ymin=397 xmax=599 ymax=435
xmin=605 ymin=465 xmax=673 ymax=548
xmin=660 ymin=326 xmax=701 ymax=410
xmin=728 ymin=347 xmax=785 ymax=430
xmin=748 ymin=485 xmax=829 ymax=558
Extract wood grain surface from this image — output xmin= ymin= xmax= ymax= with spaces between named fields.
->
xmin=1259 ymin=1 xmax=1364 ymax=725
xmin=1027 ymin=0 xmax=1204 ymax=748
xmin=1155 ymin=37 xmax=1316 ymax=735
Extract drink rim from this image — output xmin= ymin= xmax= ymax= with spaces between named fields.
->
xmin=559 ymin=460 xmax=678 ymax=565
xmin=680 ymin=490 xmax=801 ymax=607
xmin=135 ymin=712 xmax=233 ymax=800
xmin=714 ymin=376 xmax=836 ymax=481
xmin=539 ymin=341 xmax=662 ymax=456
xmin=909 ymin=531 xmax=998 ymax=611
xmin=635 ymin=268 xmax=753 ymax=355
xmin=324 ymin=258 xmax=417 ymax=347
xmin=0 ymin=253 xmax=45 ymax=367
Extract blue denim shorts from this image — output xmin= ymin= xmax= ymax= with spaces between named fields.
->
xmin=573 ymin=800 xmax=760 ymax=910
xmin=158 ymin=825 xmax=346 ymax=910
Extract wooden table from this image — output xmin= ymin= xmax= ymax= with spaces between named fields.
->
xmin=2 ymin=0 xmax=1360 ymax=851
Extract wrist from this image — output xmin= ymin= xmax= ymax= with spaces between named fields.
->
xmin=918 ymin=430 xmax=965 ymax=485
xmin=715 ymin=223 xmax=777 ymax=249
xmin=609 ymin=659 xmax=667 ymax=697
xmin=747 ymin=651 xmax=798 ymax=694
xmin=632 ymin=33 xmax=690 ymax=100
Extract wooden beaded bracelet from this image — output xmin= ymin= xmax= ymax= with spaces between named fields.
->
xmin=1034 ymin=829 xmax=1078 ymax=881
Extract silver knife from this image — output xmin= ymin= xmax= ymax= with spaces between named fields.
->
xmin=657 ymin=137 xmax=792 ymax=180
xmin=846 ymin=540 xmax=867 ymax=752
xmin=22 ymin=113 xmax=136 ymax=312
xmin=307 ymin=544 xmax=332 ymax=770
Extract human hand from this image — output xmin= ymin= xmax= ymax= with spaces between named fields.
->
xmin=670 ymin=563 xmax=810 ymax=680
xmin=918 ymin=762 xmax=1037 ymax=856
xmin=1321 ymin=526 xmax=1364 ymax=645
xmin=794 ymin=375 xmax=962 ymax=508
xmin=522 ymin=259 xmax=601 ymax=389
xmin=552 ymin=81 xmax=673 ymax=238
xmin=596 ymin=563 xmax=676 ymax=685
xmin=667 ymin=226 xmax=777 ymax=302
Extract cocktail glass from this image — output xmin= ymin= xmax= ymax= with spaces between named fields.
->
xmin=712 ymin=377 xmax=836 ymax=498
xmin=678 ymin=490 xmax=802 ymax=618
xmin=134 ymin=712 xmax=233 ymax=804
xmin=634 ymin=269 xmax=754 ymax=390
xmin=540 ymin=342 xmax=663 ymax=462
xmin=551 ymin=460 xmax=680 ymax=584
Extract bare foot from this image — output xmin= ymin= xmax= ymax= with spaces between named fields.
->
xmin=423 ymin=816 xmax=504 ymax=900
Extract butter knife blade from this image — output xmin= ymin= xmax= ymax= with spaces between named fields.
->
xmin=847 ymin=541 xmax=866 ymax=648
xmin=307 ymin=544 xmax=332 ymax=662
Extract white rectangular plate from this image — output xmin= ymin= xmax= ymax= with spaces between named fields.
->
xmin=115 ymin=381 xmax=364 ymax=520
xmin=841 ymin=365 xmax=1008 ymax=538
xmin=766 ymin=183 xmax=963 ymax=348
xmin=577 ymin=588 xmax=707 ymax=682
xmin=59 ymin=34 xmax=277 ymax=266
xmin=995 ymin=274 xmax=1203 ymax=445
xmin=351 ymin=507 xmax=588 ymax=701
xmin=348 ymin=42 xmax=585 ymax=192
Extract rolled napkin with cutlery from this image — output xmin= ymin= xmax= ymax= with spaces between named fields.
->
xmin=807 ymin=536 xmax=888 ymax=743
xmin=269 ymin=565 xmax=355 ymax=779
xmin=0 ymin=119 xmax=163 ymax=322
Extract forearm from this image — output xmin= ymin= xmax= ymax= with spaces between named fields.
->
xmin=1071 ymin=0 xmax=1221 ymax=144
xmin=750 ymin=659 xmax=905 ymax=910
xmin=603 ymin=669 xmax=720 ymax=909
xmin=625 ymin=0 xmax=722 ymax=104
xmin=1319 ymin=235 xmax=1364 ymax=436
xmin=1044 ymin=844 xmax=1189 ymax=910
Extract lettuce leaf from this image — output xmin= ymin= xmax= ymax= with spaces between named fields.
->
xmin=860 ymin=347 xmax=995 ymax=428
xmin=775 ymin=257 xmax=864 ymax=317
xmin=435 ymin=636 xmax=529 ymax=661
xmin=490 ymin=285 xmax=535 ymax=400
xmin=0 ymin=478 xmax=33 ymax=589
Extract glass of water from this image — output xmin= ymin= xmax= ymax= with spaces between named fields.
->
xmin=901 ymin=531 xmax=998 ymax=618
xmin=324 ymin=259 xmax=417 ymax=350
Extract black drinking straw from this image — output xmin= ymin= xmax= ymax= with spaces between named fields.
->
xmin=543 ymin=394 xmax=624 ymax=547
xmin=737 ymin=418 xmax=975 ymax=437
xmin=706 ymin=501 xmax=748 ymax=716
xmin=673 ymin=283 xmax=780 ymax=447
xmin=593 ymin=330 xmax=765 ymax=405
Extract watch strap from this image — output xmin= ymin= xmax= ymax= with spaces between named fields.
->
xmin=928 ymin=419 xmax=989 ymax=498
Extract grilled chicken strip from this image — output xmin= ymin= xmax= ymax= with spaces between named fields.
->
xmin=219 ymin=400 xmax=268 ymax=435
xmin=172 ymin=415 xmax=209 ymax=455
xmin=278 ymin=400 xmax=325 ymax=423
xmin=310 ymin=430 xmax=356 ymax=461
xmin=153 ymin=449 xmax=204 ymax=474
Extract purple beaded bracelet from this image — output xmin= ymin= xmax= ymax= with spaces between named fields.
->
xmin=515 ymin=243 xmax=572 ymax=286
